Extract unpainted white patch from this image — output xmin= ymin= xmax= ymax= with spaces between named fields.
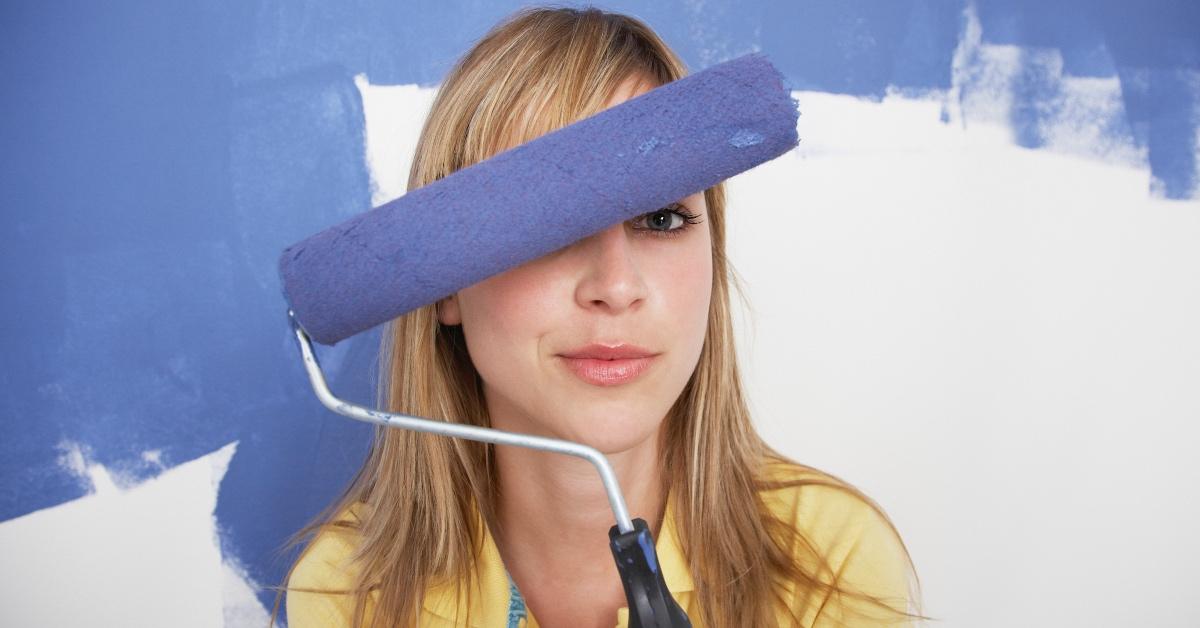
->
xmin=54 ymin=439 xmax=89 ymax=483
xmin=55 ymin=439 xmax=126 ymax=495
xmin=354 ymin=73 xmax=439 ymax=206
xmin=141 ymin=448 xmax=165 ymax=469
xmin=1 ymin=440 xmax=269 ymax=626
xmin=221 ymin=538 xmax=274 ymax=627
xmin=728 ymin=67 xmax=1200 ymax=627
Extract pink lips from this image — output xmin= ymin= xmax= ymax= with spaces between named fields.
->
xmin=557 ymin=343 xmax=658 ymax=386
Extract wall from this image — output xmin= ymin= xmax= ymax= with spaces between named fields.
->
xmin=1 ymin=1 xmax=1197 ymax=626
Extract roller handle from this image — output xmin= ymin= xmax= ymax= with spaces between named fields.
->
xmin=609 ymin=518 xmax=692 ymax=628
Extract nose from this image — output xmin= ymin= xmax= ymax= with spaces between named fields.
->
xmin=573 ymin=221 xmax=648 ymax=314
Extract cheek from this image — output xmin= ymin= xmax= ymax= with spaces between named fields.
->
xmin=456 ymin=267 xmax=558 ymax=379
xmin=668 ymin=236 xmax=714 ymax=346
xmin=638 ymin=234 xmax=714 ymax=402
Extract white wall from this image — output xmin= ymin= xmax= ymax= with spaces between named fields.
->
xmin=728 ymin=89 xmax=1200 ymax=627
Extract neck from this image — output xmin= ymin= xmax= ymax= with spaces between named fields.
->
xmin=489 ymin=420 xmax=668 ymax=624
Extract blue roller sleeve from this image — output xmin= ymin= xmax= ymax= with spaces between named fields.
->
xmin=279 ymin=52 xmax=799 ymax=346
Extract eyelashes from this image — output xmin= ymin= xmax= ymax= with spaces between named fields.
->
xmin=629 ymin=202 xmax=705 ymax=239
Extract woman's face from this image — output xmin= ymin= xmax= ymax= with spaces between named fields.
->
xmin=438 ymin=74 xmax=713 ymax=454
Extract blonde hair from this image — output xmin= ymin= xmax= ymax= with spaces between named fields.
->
xmin=271 ymin=5 xmax=931 ymax=627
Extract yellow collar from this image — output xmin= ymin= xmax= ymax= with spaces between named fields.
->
xmin=421 ymin=490 xmax=693 ymax=626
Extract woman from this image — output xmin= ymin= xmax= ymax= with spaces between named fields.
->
xmin=273 ymin=6 xmax=929 ymax=627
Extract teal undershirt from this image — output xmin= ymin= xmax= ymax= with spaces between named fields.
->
xmin=505 ymin=567 xmax=528 ymax=627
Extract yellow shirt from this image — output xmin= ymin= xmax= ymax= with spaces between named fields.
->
xmin=286 ymin=464 xmax=917 ymax=627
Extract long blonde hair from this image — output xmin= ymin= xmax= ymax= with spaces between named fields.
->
xmin=271 ymin=6 xmax=930 ymax=627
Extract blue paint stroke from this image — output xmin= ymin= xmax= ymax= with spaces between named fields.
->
xmin=1009 ymin=48 xmax=1064 ymax=150
xmin=975 ymin=0 xmax=1200 ymax=197
xmin=1 ymin=1 xmax=376 ymax=615
xmin=760 ymin=0 xmax=966 ymax=96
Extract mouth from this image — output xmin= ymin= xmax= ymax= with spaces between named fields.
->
xmin=558 ymin=342 xmax=656 ymax=360
xmin=557 ymin=354 xmax=657 ymax=387
xmin=556 ymin=343 xmax=660 ymax=386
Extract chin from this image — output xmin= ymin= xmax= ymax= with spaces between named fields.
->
xmin=560 ymin=411 xmax=665 ymax=455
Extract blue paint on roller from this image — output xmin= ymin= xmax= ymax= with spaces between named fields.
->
xmin=728 ymin=129 xmax=765 ymax=148
xmin=279 ymin=52 xmax=801 ymax=346
xmin=638 ymin=531 xmax=660 ymax=574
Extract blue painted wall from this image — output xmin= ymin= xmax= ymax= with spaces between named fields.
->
xmin=2 ymin=0 xmax=1196 ymax=616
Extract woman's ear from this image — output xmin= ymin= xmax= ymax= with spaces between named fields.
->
xmin=437 ymin=293 xmax=461 ymax=326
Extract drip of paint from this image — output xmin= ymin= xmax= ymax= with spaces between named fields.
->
xmin=728 ymin=129 xmax=764 ymax=148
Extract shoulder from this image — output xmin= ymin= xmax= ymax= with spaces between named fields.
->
xmin=758 ymin=460 xmax=891 ymax=544
xmin=285 ymin=502 xmax=371 ymax=627
xmin=757 ymin=459 xmax=918 ymax=626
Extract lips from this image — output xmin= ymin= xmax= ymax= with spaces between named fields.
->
xmin=556 ymin=343 xmax=659 ymax=386
xmin=558 ymin=343 xmax=656 ymax=360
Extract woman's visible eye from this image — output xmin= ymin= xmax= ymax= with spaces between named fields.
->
xmin=630 ymin=202 xmax=705 ymax=239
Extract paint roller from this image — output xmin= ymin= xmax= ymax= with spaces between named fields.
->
xmin=279 ymin=51 xmax=799 ymax=627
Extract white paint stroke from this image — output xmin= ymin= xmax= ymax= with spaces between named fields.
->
xmin=54 ymin=439 xmax=132 ymax=494
xmin=354 ymin=73 xmax=438 ymax=206
xmin=727 ymin=84 xmax=1200 ymax=626
xmin=0 ymin=441 xmax=269 ymax=627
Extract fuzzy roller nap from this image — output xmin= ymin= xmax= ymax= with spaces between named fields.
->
xmin=278 ymin=52 xmax=799 ymax=628
xmin=279 ymin=51 xmax=799 ymax=346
